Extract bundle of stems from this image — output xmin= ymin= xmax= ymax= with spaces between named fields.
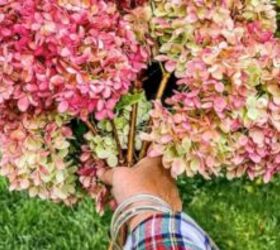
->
xmin=109 ymin=68 xmax=170 ymax=249
xmin=83 ymin=66 xmax=171 ymax=250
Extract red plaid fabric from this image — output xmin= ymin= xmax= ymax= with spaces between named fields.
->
xmin=124 ymin=213 xmax=219 ymax=250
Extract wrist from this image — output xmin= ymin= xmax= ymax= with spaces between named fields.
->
xmin=110 ymin=194 xmax=172 ymax=248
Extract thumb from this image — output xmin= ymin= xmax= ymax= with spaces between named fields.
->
xmin=97 ymin=168 xmax=114 ymax=186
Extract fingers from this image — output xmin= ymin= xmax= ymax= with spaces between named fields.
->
xmin=134 ymin=156 xmax=162 ymax=170
xmin=136 ymin=157 xmax=173 ymax=180
xmin=97 ymin=168 xmax=114 ymax=186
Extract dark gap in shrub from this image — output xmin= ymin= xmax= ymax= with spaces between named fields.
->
xmin=142 ymin=63 xmax=178 ymax=104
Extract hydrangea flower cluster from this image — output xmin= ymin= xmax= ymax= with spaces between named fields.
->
xmin=151 ymin=0 xmax=276 ymax=76
xmin=0 ymin=0 xmax=148 ymax=206
xmin=0 ymin=0 xmax=148 ymax=120
xmin=142 ymin=0 xmax=280 ymax=182
xmin=0 ymin=110 xmax=78 ymax=204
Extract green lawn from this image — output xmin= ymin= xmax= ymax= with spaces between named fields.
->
xmin=1 ymin=177 xmax=280 ymax=250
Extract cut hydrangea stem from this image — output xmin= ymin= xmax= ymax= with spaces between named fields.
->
xmin=111 ymin=120 xmax=125 ymax=164
xmin=155 ymin=71 xmax=171 ymax=99
xmin=127 ymin=79 xmax=143 ymax=167
xmin=139 ymin=71 xmax=171 ymax=159
xmin=84 ymin=120 xmax=97 ymax=135
xmin=127 ymin=101 xmax=138 ymax=167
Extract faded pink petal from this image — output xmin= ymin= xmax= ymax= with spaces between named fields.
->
xmin=250 ymin=130 xmax=264 ymax=145
xmin=214 ymin=97 xmax=227 ymax=113
xmin=215 ymin=82 xmax=224 ymax=93
xmin=249 ymin=153 xmax=262 ymax=163
xmin=148 ymin=145 xmax=164 ymax=157
xmin=17 ymin=96 xmax=29 ymax=112
xmin=165 ymin=60 xmax=177 ymax=73
xmin=171 ymin=158 xmax=185 ymax=177
xmin=58 ymin=101 xmax=69 ymax=113
xmin=95 ymin=110 xmax=107 ymax=120
xmin=264 ymin=171 xmax=273 ymax=183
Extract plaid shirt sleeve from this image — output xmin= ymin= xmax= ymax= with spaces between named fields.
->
xmin=124 ymin=212 xmax=219 ymax=250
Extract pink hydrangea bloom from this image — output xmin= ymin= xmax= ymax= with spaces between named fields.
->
xmin=0 ymin=0 xmax=148 ymax=120
xmin=143 ymin=0 xmax=280 ymax=183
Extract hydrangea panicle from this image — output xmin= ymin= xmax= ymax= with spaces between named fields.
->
xmin=142 ymin=0 xmax=280 ymax=183
xmin=0 ymin=0 xmax=149 ymax=121
xmin=0 ymin=111 xmax=78 ymax=204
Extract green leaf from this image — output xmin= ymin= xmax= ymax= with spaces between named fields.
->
xmin=115 ymin=92 xmax=144 ymax=112
xmin=114 ymin=117 xmax=126 ymax=130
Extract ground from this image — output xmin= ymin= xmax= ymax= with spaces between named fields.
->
xmin=1 ymin=176 xmax=280 ymax=250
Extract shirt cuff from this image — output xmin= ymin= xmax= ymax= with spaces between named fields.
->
xmin=124 ymin=212 xmax=218 ymax=250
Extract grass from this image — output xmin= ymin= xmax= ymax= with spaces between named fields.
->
xmin=1 ymin=177 xmax=280 ymax=250
xmin=179 ymin=177 xmax=280 ymax=250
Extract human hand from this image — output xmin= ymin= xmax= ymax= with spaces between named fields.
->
xmin=97 ymin=157 xmax=182 ymax=229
